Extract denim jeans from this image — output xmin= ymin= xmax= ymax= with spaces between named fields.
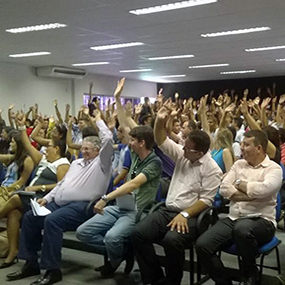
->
xmin=76 ymin=205 xmax=136 ymax=267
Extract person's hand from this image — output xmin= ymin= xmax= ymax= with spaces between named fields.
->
xmin=225 ymin=103 xmax=235 ymax=113
xmin=240 ymin=99 xmax=249 ymax=115
xmin=279 ymin=94 xmax=285 ymax=105
xmin=266 ymin=87 xmax=272 ymax=97
xmin=94 ymin=199 xmax=107 ymax=215
xmin=272 ymin=96 xmax=277 ymax=103
xmin=167 ymin=213 xmax=189 ymax=234
xmin=253 ymin=96 xmax=260 ymax=105
xmin=243 ymin=89 xmax=249 ymax=99
xmin=234 ymin=94 xmax=238 ymax=102
xmin=174 ymin=93 xmax=179 ymax=100
xmin=156 ymin=106 xmax=170 ymax=121
xmin=37 ymin=199 xmax=47 ymax=207
xmin=36 ymin=114 xmax=45 ymax=125
xmin=8 ymin=104 xmax=15 ymax=111
xmin=89 ymin=82 xmax=94 ymax=89
xmin=114 ymin=78 xmax=125 ymax=100
xmin=66 ymin=104 xmax=70 ymax=112
xmin=25 ymin=185 xmax=39 ymax=192
xmin=16 ymin=111 xmax=26 ymax=126
xmin=135 ymin=103 xmax=143 ymax=115
xmin=261 ymin=97 xmax=271 ymax=109
xmin=53 ymin=99 xmax=58 ymax=107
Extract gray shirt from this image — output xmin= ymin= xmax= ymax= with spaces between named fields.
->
xmin=44 ymin=120 xmax=113 ymax=206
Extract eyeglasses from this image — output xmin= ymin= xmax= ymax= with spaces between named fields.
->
xmin=183 ymin=146 xmax=199 ymax=153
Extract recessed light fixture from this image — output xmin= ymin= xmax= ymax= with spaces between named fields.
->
xmin=156 ymin=75 xmax=186 ymax=78
xmin=148 ymin=55 xmax=194 ymax=60
xmin=201 ymin=27 xmax=271 ymax=37
xmin=245 ymin=45 xmax=285 ymax=52
xmin=220 ymin=70 xmax=256 ymax=74
xmin=120 ymin=69 xmax=152 ymax=73
xmin=189 ymin=63 xmax=229 ymax=68
xmin=276 ymin=58 xmax=285 ymax=62
xmin=91 ymin=42 xmax=144 ymax=51
xmin=6 ymin=23 xmax=67 ymax=33
xmin=72 ymin=62 xmax=109 ymax=66
xmin=129 ymin=0 xmax=217 ymax=15
xmin=9 ymin=51 xmax=51 ymax=58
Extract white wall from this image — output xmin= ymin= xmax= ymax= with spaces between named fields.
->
xmin=0 ymin=62 xmax=157 ymax=122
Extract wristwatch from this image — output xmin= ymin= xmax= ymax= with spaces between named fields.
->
xmin=180 ymin=211 xmax=190 ymax=219
xmin=101 ymin=195 xmax=109 ymax=202
xmin=235 ymin=179 xmax=241 ymax=187
xmin=41 ymin=185 xmax=46 ymax=192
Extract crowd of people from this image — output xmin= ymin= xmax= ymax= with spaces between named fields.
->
xmin=0 ymin=78 xmax=284 ymax=285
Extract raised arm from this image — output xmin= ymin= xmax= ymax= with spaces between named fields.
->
xmin=66 ymin=119 xmax=81 ymax=150
xmin=30 ymin=115 xmax=51 ymax=147
xmin=8 ymin=104 xmax=15 ymax=128
xmin=87 ymin=82 xmax=93 ymax=105
xmin=16 ymin=112 xmax=43 ymax=165
xmin=64 ymin=104 xmax=70 ymax=124
xmin=154 ymin=106 xmax=170 ymax=146
xmin=53 ymin=99 xmax=63 ymax=124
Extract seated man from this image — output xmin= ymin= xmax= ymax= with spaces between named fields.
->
xmin=131 ymin=106 xmax=222 ymax=285
xmin=6 ymin=113 xmax=113 ymax=285
xmin=196 ymin=130 xmax=282 ymax=285
xmin=76 ymin=125 xmax=162 ymax=277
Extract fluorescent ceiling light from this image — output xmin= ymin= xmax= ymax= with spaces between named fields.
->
xmin=245 ymin=45 xmax=285 ymax=52
xmin=72 ymin=62 xmax=109 ymax=66
xmin=91 ymin=42 xmax=144 ymax=51
xmin=148 ymin=55 xmax=194 ymax=60
xmin=276 ymin=59 xmax=285 ymax=62
xmin=120 ymin=69 xmax=152 ymax=73
xmin=6 ymin=23 xmax=67 ymax=33
xmin=156 ymin=75 xmax=186 ymax=78
xmin=220 ymin=70 xmax=256 ymax=74
xmin=129 ymin=0 xmax=217 ymax=15
xmin=201 ymin=27 xmax=271 ymax=37
xmin=9 ymin=51 xmax=51 ymax=58
xmin=189 ymin=63 xmax=229 ymax=68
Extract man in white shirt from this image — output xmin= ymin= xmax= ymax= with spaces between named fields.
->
xmin=196 ymin=130 xmax=282 ymax=285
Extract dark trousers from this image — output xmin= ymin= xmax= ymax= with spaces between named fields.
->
xmin=131 ymin=207 xmax=198 ymax=285
xmin=18 ymin=201 xmax=91 ymax=270
xmin=195 ymin=217 xmax=275 ymax=285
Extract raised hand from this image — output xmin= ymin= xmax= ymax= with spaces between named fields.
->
xmin=125 ymin=101 xmax=133 ymax=118
xmin=16 ymin=110 xmax=26 ymax=126
xmin=261 ymin=97 xmax=271 ymax=109
xmin=156 ymin=106 xmax=170 ymax=121
xmin=53 ymin=99 xmax=58 ymax=107
xmin=240 ymin=100 xmax=249 ymax=115
xmin=279 ymin=94 xmax=285 ymax=105
xmin=66 ymin=104 xmax=70 ymax=112
xmin=9 ymin=104 xmax=15 ymax=110
xmin=225 ymin=103 xmax=235 ymax=113
xmin=135 ymin=103 xmax=143 ymax=115
xmin=253 ymin=96 xmax=260 ymax=105
xmin=114 ymin=78 xmax=125 ymax=100
xmin=243 ymin=89 xmax=249 ymax=98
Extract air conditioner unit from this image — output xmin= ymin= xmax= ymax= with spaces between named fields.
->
xmin=36 ymin=66 xmax=87 ymax=79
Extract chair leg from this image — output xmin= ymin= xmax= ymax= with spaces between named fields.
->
xmin=197 ymin=255 xmax=201 ymax=282
xmin=189 ymin=246 xmax=194 ymax=285
xmin=275 ymin=247 xmax=281 ymax=274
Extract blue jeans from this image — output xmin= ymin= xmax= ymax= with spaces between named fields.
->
xmin=76 ymin=205 xmax=136 ymax=267
xmin=18 ymin=201 xmax=91 ymax=270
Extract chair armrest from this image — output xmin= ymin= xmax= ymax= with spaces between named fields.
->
xmin=148 ymin=201 xmax=166 ymax=215
xmin=196 ymin=206 xmax=219 ymax=235
xmin=135 ymin=200 xmax=157 ymax=223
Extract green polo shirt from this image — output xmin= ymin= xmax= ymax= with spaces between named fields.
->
xmin=127 ymin=150 xmax=162 ymax=210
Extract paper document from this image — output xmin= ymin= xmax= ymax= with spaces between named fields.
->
xmin=116 ymin=194 xmax=136 ymax=211
xmin=30 ymin=198 xmax=51 ymax=216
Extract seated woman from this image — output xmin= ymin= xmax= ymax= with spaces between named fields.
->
xmin=0 ymin=131 xmax=34 ymax=194
xmin=0 ymin=115 xmax=70 ymax=268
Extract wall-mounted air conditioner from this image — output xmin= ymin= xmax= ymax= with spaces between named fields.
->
xmin=36 ymin=66 xmax=87 ymax=79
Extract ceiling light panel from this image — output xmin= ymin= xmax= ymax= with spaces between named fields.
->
xmin=156 ymin=75 xmax=186 ymax=78
xmin=201 ymin=27 xmax=271 ymax=37
xmin=129 ymin=0 xmax=218 ymax=15
xmin=220 ymin=70 xmax=256 ymax=74
xmin=6 ymin=23 xmax=67 ymax=33
xmin=9 ymin=52 xmax=51 ymax=58
xmin=189 ymin=63 xmax=229 ymax=68
xmin=72 ymin=62 xmax=109 ymax=66
xmin=120 ymin=69 xmax=152 ymax=73
xmin=148 ymin=55 xmax=194 ymax=60
xmin=245 ymin=45 xmax=285 ymax=52
xmin=91 ymin=42 xmax=144 ymax=51
xmin=276 ymin=59 xmax=285 ymax=62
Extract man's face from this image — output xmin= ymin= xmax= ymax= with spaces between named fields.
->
xmin=130 ymin=136 xmax=142 ymax=154
xmin=240 ymin=137 xmax=260 ymax=163
xmin=173 ymin=122 xmax=180 ymax=134
xmin=183 ymin=138 xmax=202 ymax=163
xmin=78 ymin=120 xmax=86 ymax=131
xmin=181 ymin=121 xmax=190 ymax=138
xmin=81 ymin=141 xmax=99 ymax=161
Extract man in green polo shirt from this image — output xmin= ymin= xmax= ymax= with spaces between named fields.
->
xmin=76 ymin=125 xmax=162 ymax=277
